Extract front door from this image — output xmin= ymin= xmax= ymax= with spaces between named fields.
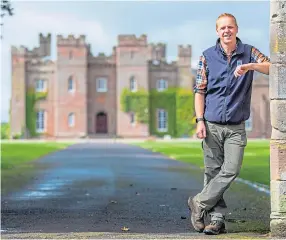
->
xmin=96 ymin=112 xmax=107 ymax=134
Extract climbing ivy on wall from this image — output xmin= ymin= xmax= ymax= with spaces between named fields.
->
xmin=25 ymin=88 xmax=48 ymax=137
xmin=175 ymin=88 xmax=195 ymax=137
xmin=26 ymin=88 xmax=37 ymax=137
xmin=35 ymin=92 xmax=48 ymax=101
xmin=120 ymin=87 xmax=195 ymax=138
xmin=149 ymin=89 xmax=177 ymax=137
xmin=120 ymin=88 xmax=149 ymax=124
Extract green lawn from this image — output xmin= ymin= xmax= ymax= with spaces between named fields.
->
xmin=1 ymin=142 xmax=71 ymax=169
xmin=1 ymin=142 xmax=72 ymax=194
xmin=133 ymin=140 xmax=270 ymax=186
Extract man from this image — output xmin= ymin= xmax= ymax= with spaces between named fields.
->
xmin=188 ymin=13 xmax=271 ymax=235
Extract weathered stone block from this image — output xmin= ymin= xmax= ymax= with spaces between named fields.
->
xmin=272 ymin=128 xmax=286 ymax=140
xmin=270 ymin=140 xmax=286 ymax=180
xmin=271 ymin=180 xmax=286 ymax=213
xmin=270 ymin=100 xmax=286 ymax=132
xmin=270 ymin=0 xmax=286 ymax=24
xmin=269 ymin=64 xmax=286 ymax=99
xmin=270 ymin=218 xmax=286 ymax=238
xmin=270 ymin=22 xmax=286 ymax=63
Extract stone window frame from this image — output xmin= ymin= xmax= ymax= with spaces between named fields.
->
xmin=68 ymin=76 xmax=75 ymax=93
xmin=96 ymin=77 xmax=108 ymax=92
xmin=157 ymin=108 xmax=168 ymax=132
xmin=157 ymin=79 xmax=168 ymax=92
xmin=35 ymin=79 xmax=46 ymax=92
xmin=130 ymin=112 xmax=136 ymax=126
xmin=68 ymin=113 xmax=75 ymax=127
xmin=36 ymin=110 xmax=46 ymax=133
xmin=130 ymin=76 xmax=137 ymax=92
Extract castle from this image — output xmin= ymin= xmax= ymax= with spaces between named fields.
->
xmin=10 ymin=33 xmax=271 ymax=138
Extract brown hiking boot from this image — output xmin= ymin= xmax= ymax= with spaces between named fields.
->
xmin=188 ymin=197 xmax=205 ymax=232
xmin=203 ymin=220 xmax=227 ymax=235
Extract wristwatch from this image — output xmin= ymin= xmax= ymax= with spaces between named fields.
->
xmin=196 ymin=117 xmax=205 ymax=123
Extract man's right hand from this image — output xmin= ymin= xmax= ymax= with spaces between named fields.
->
xmin=196 ymin=121 xmax=206 ymax=139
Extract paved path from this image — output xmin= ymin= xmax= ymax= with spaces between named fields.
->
xmin=1 ymin=143 xmax=270 ymax=239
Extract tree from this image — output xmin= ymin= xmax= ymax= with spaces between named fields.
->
xmin=1 ymin=0 xmax=14 ymax=39
xmin=1 ymin=122 xmax=10 ymax=139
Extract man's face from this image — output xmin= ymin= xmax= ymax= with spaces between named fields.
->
xmin=216 ymin=16 xmax=238 ymax=44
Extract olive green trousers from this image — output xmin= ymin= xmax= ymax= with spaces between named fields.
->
xmin=195 ymin=121 xmax=247 ymax=221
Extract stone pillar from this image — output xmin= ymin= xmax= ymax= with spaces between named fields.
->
xmin=269 ymin=0 xmax=286 ymax=237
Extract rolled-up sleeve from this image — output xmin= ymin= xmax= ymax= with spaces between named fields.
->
xmin=194 ymin=55 xmax=208 ymax=94
xmin=251 ymin=47 xmax=271 ymax=63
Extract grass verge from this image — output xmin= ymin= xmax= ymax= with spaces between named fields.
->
xmin=132 ymin=140 xmax=270 ymax=186
xmin=1 ymin=142 xmax=72 ymax=194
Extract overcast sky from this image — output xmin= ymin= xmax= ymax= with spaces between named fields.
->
xmin=1 ymin=1 xmax=270 ymax=122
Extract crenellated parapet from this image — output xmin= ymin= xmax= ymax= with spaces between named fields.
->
xmin=118 ymin=34 xmax=147 ymax=47
xmin=57 ymin=34 xmax=87 ymax=46
xmin=11 ymin=45 xmax=28 ymax=56
xmin=148 ymin=43 xmax=166 ymax=61
xmin=88 ymin=53 xmax=115 ymax=66
xmin=178 ymin=44 xmax=192 ymax=57
xmin=11 ymin=33 xmax=51 ymax=58
xmin=149 ymin=59 xmax=177 ymax=71
xmin=27 ymin=58 xmax=55 ymax=66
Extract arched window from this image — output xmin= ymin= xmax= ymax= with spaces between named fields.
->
xmin=68 ymin=113 xmax=75 ymax=127
xmin=68 ymin=76 xmax=74 ymax=92
xmin=130 ymin=76 xmax=137 ymax=92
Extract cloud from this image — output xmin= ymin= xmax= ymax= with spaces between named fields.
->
xmin=1 ymin=4 xmax=114 ymax=122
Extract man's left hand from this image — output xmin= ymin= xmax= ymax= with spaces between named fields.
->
xmin=234 ymin=63 xmax=252 ymax=77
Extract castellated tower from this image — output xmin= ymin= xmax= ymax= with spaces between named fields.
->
xmin=38 ymin=33 xmax=51 ymax=57
xmin=177 ymin=45 xmax=194 ymax=89
xmin=55 ymin=35 xmax=88 ymax=137
xmin=86 ymin=46 xmax=117 ymax=136
xmin=10 ymin=33 xmax=52 ymax=137
xmin=116 ymin=34 xmax=150 ymax=137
